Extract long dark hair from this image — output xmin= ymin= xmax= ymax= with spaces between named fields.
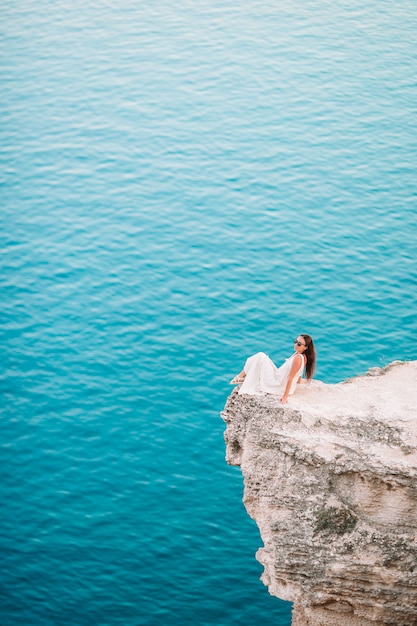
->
xmin=300 ymin=334 xmax=316 ymax=381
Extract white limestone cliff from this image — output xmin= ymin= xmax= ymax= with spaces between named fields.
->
xmin=221 ymin=361 xmax=417 ymax=626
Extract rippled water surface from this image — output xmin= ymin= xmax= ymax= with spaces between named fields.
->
xmin=1 ymin=1 xmax=417 ymax=624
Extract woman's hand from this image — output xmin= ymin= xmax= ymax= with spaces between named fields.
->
xmin=280 ymin=395 xmax=288 ymax=404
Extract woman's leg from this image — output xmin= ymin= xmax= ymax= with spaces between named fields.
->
xmin=238 ymin=352 xmax=277 ymax=395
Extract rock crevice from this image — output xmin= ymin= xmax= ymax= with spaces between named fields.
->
xmin=221 ymin=361 xmax=417 ymax=626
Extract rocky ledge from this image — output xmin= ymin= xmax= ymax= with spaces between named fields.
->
xmin=221 ymin=361 xmax=417 ymax=626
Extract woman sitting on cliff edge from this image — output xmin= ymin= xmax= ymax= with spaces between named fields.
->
xmin=230 ymin=334 xmax=316 ymax=404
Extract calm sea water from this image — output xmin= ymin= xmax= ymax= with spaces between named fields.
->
xmin=1 ymin=1 xmax=416 ymax=624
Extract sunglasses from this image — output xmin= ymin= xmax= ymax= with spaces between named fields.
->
xmin=294 ymin=339 xmax=306 ymax=347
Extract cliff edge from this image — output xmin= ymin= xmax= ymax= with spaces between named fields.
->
xmin=221 ymin=361 xmax=417 ymax=626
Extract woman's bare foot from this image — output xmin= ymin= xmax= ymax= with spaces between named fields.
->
xmin=230 ymin=371 xmax=246 ymax=384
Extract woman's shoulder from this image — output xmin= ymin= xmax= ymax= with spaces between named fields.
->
xmin=289 ymin=352 xmax=304 ymax=364
xmin=292 ymin=352 xmax=306 ymax=366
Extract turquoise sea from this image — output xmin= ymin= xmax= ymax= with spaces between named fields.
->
xmin=1 ymin=1 xmax=417 ymax=624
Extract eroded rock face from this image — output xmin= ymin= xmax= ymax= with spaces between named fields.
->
xmin=221 ymin=361 xmax=417 ymax=626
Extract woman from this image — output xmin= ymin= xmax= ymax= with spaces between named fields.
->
xmin=230 ymin=334 xmax=316 ymax=404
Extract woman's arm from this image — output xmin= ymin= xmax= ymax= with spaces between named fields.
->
xmin=280 ymin=354 xmax=303 ymax=404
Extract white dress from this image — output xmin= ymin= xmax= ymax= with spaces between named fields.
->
xmin=238 ymin=352 xmax=305 ymax=396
